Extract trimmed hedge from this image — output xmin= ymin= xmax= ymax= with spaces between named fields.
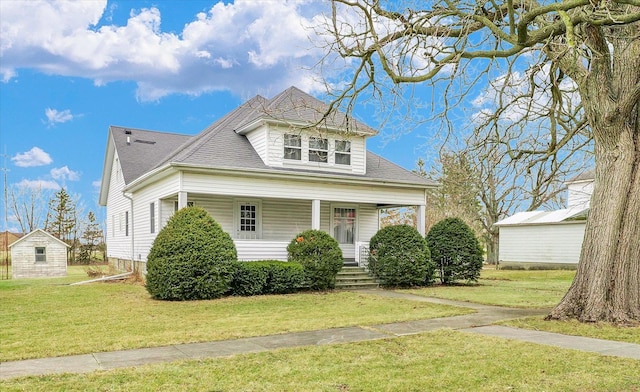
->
xmin=287 ymin=230 xmax=343 ymax=290
xmin=369 ymin=224 xmax=433 ymax=287
xmin=145 ymin=207 xmax=237 ymax=300
xmin=426 ymin=217 xmax=484 ymax=284
xmin=231 ymin=261 xmax=305 ymax=296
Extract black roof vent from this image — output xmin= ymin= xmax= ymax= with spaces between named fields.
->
xmin=124 ymin=129 xmax=132 ymax=135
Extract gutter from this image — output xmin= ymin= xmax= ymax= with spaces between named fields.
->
xmin=124 ymin=162 xmax=436 ymax=194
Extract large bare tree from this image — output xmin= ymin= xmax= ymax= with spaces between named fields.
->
xmin=320 ymin=0 xmax=640 ymax=323
xmin=8 ymin=185 xmax=51 ymax=233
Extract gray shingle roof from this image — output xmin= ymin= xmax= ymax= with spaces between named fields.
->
xmin=111 ymin=87 xmax=435 ymax=188
xmin=110 ymin=126 xmax=192 ymax=185
xmin=234 ymin=86 xmax=378 ymax=136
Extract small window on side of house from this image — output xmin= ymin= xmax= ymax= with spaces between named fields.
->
xmin=335 ymin=140 xmax=351 ymax=165
xmin=35 ymin=247 xmax=46 ymax=263
xmin=309 ymin=137 xmax=328 ymax=163
xmin=284 ymin=134 xmax=302 ymax=160
xmin=150 ymin=202 xmax=155 ymax=234
xmin=125 ymin=211 xmax=129 ymax=237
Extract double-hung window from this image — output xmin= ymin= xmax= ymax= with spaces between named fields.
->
xmin=309 ymin=137 xmax=328 ymax=163
xmin=284 ymin=134 xmax=302 ymax=160
xmin=335 ymin=140 xmax=351 ymax=165
xmin=35 ymin=247 xmax=46 ymax=262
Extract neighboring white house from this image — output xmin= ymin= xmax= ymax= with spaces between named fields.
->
xmin=9 ymin=229 xmax=69 ymax=278
xmin=494 ymin=170 xmax=594 ymax=268
xmin=99 ymin=86 xmax=436 ymax=272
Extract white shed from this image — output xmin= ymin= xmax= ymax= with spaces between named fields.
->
xmin=495 ymin=208 xmax=587 ymax=268
xmin=9 ymin=229 xmax=69 ymax=278
xmin=494 ymin=170 xmax=593 ymax=269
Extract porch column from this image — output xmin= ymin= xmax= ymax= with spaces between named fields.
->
xmin=178 ymin=191 xmax=188 ymax=209
xmin=416 ymin=204 xmax=426 ymax=236
xmin=312 ymin=199 xmax=321 ymax=230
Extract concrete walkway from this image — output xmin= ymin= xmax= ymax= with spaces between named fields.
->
xmin=2 ymin=290 xmax=638 ymax=380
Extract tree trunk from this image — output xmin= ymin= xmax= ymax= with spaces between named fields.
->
xmin=548 ymin=20 xmax=640 ymax=324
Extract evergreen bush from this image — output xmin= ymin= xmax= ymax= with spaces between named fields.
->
xmin=145 ymin=207 xmax=237 ymax=300
xmin=287 ymin=230 xmax=343 ymax=290
xmin=426 ymin=217 xmax=484 ymax=284
xmin=231 ymin=261 xmax=305 ymax=295
xmin=368 ymin=224 xmax=433 ymax=286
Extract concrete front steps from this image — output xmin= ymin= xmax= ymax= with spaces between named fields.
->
xmin=335 ymin=266 xmax=379 ymax=289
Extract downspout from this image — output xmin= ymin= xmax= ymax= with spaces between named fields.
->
xmin=122 ymin=192 xmax=135 ymax=273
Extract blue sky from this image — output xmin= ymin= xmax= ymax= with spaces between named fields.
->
xmin=0 ymin=0 xmax=446 ymax=232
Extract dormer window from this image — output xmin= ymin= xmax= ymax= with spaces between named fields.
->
xmin=309 ymin=137 xmax=328 ymax=163
xmin=335 ymin=140 xmax=351 ymax=165
xmin=284 ymin=134 xmax=302 ymax=160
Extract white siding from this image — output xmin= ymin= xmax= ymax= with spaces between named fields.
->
xmin=129 ymin=173 xmax=181 ymax=262
xmin=498 ymin=223 xmax=585 ymax=264
xmin=236 ymin=241 xmax=289 ymax=261
xmin=266 ymin=125 xmax=367 ymax=175
xmin=105 ymin=151 xmax=132 ymax=260
xmin=182 ymin=172 xmax=425 ymax=206
xmin=567 ymin=181 xmax=593 ymax=208
xmin=11 ymin=231 xmax=67 ymax=278
xmin=245 ymin=127 xmax=268 ymax=164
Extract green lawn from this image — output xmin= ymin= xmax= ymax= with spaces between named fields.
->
xmin=403 ymin=269 xmax=576 ymax=308
xmin=404 ymin=269 xmax=640 ymax=344
xmin=0 ymin=267 xmax=471 ymax=362
xmin=2 ymin=329 xmax=638 ymax=392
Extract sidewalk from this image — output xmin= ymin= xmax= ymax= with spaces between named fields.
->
xmin=2 ymin=290 xmax=638 ymax=380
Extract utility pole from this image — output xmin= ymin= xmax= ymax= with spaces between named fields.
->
xmin=1 ymin=146 xmax=9 ymax=279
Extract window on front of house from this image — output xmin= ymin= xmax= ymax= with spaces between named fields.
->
xmin=236 ymin=201 xmax=261 ymax=239
xmin=35 ymin=247 xmax=46 ymax=262
xmin=335 ymin=140 xmax=351 ymax=165
xmin=309 ymin=137 xmax=328 ymax=162
xmin=284 ymin=134 xmax=302 ymax=160
xmin=125 ymin=211 xmax=129 ymax=237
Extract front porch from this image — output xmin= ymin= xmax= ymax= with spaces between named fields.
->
xmin=151 ymin=192 xmax=424 ymax=264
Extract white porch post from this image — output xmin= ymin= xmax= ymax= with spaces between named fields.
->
xmin=312 ymin=199 xmax=321 ymax=230
xmin=178 ymin=191 xmax=188 ymax=209
xmin=417 ymin=204 xmax=426 ymax=236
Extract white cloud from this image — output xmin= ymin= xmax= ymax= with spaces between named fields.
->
xmin=0 ymin=0 xmax=328 ymax=101
xmin=92 ymin=180 xmax=101 ymax=188
xmin=45 ymin=108 xmax=74 ymax=125
xmin=11 ymin=147 xmax=53 ymax=167
xmin=50 ymin=166 xmax=80 ymax=181
xmin=15 ymin=179 xmax=60 ymax=190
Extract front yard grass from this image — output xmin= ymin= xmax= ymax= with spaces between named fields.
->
xmin=3 ymin=329 xmax=639 ymax=392
xmin=403 ymin=269 xmax=575 ymax=308
xmin=0 ymin=267 xmax=472 ymax=362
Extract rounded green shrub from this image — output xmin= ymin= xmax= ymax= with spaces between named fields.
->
xmin=369 ymin=224 xmax=433 ymax=287
xmin=426 ymin=217 xmax=484 ymax=284
xmin=146 ymin=207 xmax=237 ymax=300
xmin=287 ymin=230 xmax=343 ymax=290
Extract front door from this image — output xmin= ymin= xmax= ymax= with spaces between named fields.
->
xmin=332 ymin=206 xmax=356 ymax=262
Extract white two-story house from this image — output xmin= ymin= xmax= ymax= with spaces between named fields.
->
xmin=99 ymin=87 xmax=435 ymax=271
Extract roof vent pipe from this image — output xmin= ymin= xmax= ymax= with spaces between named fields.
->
xmin=126 ymin=136 xmax=131 ymax=145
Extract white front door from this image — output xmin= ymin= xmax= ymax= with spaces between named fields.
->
xmin=332 ymin=206 xmax=357 ymax=260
